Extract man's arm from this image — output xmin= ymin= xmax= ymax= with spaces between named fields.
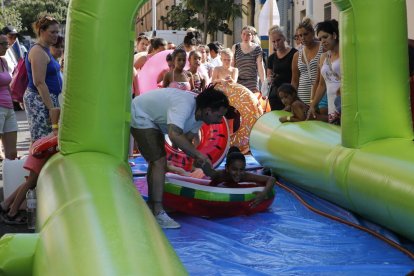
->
xmin=168 ymin=124 xmax=207 ymax=161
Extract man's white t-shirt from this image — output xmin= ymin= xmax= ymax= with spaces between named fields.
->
xmin=131 ymin=88 xmax=203 ymax=134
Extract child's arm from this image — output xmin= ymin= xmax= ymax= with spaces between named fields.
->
xmin=187 ymin=71 xmax=195 ymax=91
xmin=162 ymin=72 xmax=171 ymax=88
xmin=231 ymin=67 xmax=239 ymax=83
xmin=243 ymin=172 xmax=276 ymax=208
xmin=167 ymin=161 xmax=189 ymax=176
xmin=280 ymin=101 xmax=307 ymax=123
xmin=157 ymin=69 xmax=168 ymax=84
xmin=211 ymin=67 xmax=219 ymax=84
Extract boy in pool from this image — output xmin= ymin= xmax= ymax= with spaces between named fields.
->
xmin=196 ymin=147 xmax=276 ymax=208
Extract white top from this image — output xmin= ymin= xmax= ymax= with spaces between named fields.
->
xmin=131 ymin=88 xmax=203 ymax=134
xmin=209 ymin=56 xmax=222 ymax=68
xmin=320 ymin=51 xmax=341 ymax=115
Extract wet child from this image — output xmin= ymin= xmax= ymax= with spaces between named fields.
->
xmin=163 ymin=48 xmax=194 ymax=91
xmin=211 ymin=48 xmax=238 ymax=86
xmin=196 ymin=147 xmax=275 ymax=208
xmin=278 ymin=83 xmax=309 ymax=123
xmin=188 ymin=50 xmax=208 ymax=93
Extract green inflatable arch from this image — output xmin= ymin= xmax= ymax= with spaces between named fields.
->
xmin=0 ymin=0 xmax=186 ymax=275
xmin=250 ymin=0 xmax=414 ymax=241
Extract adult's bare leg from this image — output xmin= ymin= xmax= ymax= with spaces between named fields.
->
xmin=147 ymin=156 xmax=167 ymax=215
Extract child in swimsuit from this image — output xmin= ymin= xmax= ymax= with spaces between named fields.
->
xmin=278 ymin=83 xmax=310 ymax=123
xmin=188 ymin=50 xmax=208 ymax=93
xmin=195 ymin=146 xmax=275 ymax=208
xmin=211 ymin=48 xmax=238 ymax=86
xmin=163 ymin=49 xmax=194 ymax=91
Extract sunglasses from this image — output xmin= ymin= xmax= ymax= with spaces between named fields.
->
xmin=0 ymin=42 xmax=8 ymax=46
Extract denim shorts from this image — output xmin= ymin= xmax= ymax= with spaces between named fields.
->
xmin=0 ymin=106 xmax=18 ymax=134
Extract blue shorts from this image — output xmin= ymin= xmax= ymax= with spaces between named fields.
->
xmin=318 ymin=93 xmax=328 ymax=109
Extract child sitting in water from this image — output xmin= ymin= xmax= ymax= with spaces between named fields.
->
xmin=278 ymin=83 xmax=310 ymax=123
xmin=196 ymin=147 xmax=275 ymax=208
xmin=163 ymin=49 xmax=194 ymax=91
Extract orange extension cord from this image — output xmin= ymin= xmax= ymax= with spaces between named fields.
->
xmin=275 ymin=181 xmax=414 ymax=260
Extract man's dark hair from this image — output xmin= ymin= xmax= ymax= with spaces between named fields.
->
xmin=207 ymin=41 xmax=222 ymax=54
xmin=196 ymin=85 xmax=229 ymax=110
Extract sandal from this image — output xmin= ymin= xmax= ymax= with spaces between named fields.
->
xmin=1 ymin=211 xmax=27 ymax=225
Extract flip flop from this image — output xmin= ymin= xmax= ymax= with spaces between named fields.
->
xmin=1 ymin=211 xmax=27 ymax=225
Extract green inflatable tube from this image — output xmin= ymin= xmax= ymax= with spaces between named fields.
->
xmin=0 ymin=0 xmax=186 ymax=275
xmin=250 ymin=0 xmax=414 ymax=241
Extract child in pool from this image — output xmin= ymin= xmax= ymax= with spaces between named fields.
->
xmin=211 ymin=48 xmax=238 ymax=85
xmin=278 ymin=83 xmax=310 ymax=123
xmin=163 ymin=48 xmax=194 ymax=91
xmin=188 ymin=50 xmax=208 ymax=93
xmin=197 ymin=147 xmax=275 ymax=208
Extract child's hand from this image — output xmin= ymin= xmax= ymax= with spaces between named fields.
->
xmin=189 ymin=168 xmax=205 ymax=178
xmin=250 ymin=191 xmax=268 ymax=208
xmin=279 ymin=116 xmax=287 ymax=123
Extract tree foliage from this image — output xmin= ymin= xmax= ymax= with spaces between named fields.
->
xmin=161 ymin=0 xmax=247 ymax=39
xmin=0 ymin=7 xmax=23 ymax=32
xmin=1 ymin=0 xmax=69 ymax=36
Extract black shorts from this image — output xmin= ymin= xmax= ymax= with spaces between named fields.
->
xmin=131 ymin=127 xmax=166 ymax=162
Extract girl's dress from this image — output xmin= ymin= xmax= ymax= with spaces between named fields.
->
xmin=297 ymin=44 xmax=323 ymax=104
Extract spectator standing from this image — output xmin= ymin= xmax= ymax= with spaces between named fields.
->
xmin=291 ymin=18 xmax=323 ymax=105
xmin=267 ymin=25 xmax=297 ymax=110
xmin=0 ymin=34 xmax=18 ymax=160
xmin=24 ymin=15 xmax=62 ymax=141
xmin=2 ymin=26 xmax=27 ymax=73
xmin=308 ymin=20 xmax=341 ymax=124
xmin=232 ymin=26 xmax=265 ymax=94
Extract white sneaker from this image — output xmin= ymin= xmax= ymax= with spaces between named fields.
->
xmin=155 ymin=210 xmax=181 ymax=229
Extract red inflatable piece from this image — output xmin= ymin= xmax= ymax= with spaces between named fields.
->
xmin=165 ymin=118 xmax=229 ymax=171
xmin=30 ymin=133 xmax=58 ymax=158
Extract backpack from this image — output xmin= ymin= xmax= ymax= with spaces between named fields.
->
xmin=10 ymin=56 xmax=28 ymax=103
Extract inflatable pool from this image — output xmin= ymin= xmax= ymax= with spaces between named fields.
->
xmin=163 ymin=173 xmax=275 ymax=217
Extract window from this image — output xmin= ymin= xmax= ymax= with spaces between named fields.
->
xmin=324 ymin=3 xmax=332 ymax=20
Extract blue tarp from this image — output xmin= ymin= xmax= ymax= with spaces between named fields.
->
xmin=163 ymin=186 xmax=414 ymax=275
xmin=130 ymin=155 xmax=414 ymax=275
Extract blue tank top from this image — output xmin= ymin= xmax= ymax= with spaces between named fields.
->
xmin=26 ymin=45 xmax=62 ymax=95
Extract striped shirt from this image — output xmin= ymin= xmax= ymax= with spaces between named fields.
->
xmin=234 ymin=43 xmax=262 ymax=92
xmin=297 ymin=44 xmax=323 ymax=104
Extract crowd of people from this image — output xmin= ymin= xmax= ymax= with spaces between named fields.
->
xmin=1 ymin=13 xmax=413 ymax=230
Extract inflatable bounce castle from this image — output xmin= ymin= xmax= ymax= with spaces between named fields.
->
xmin=0 ymin=0 xmax=412 ymax=274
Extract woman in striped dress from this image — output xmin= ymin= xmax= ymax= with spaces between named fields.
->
xmin=232 ymin=26 xmax=265 ymax=94
xmin=291 ymin=18 xmax=323 ymax=106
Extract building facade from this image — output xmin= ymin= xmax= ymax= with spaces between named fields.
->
xmin=135 ymin=0 xmax=414 ymax=46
